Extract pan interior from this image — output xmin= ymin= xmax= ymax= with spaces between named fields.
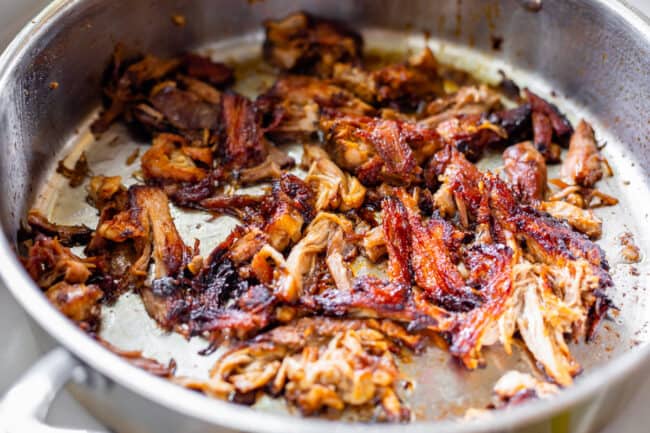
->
xmin=31 ymin=28 xmax=650 ymax=420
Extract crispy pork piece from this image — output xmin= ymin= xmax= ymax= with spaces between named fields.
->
xmin=488 ymin=174 xmax=609 ymax=274
xmin=431 ymin=147 xmax=485 ymax=226
xmin=435 ymin=113 xmax=507 ymax=161
xmin=303 ymin=145 xmax=366 ymax=211
xmin=486 ymin=104 xmax=533 ymax=146
xmin=491 ymin=370 xmax=559 ymax=408
xmin=419 ymin=85 xmax=502 ymax=127
xmin=501 ymin=261 xmax=583 ymax=386
xmin=22 ymin=235 xmax=95 ymax=288
xmin=560 ymin=120 xmax=608 ymax=188
xmin=26 ymin=209 xmax=93 ymax=247
xmin=361 ymin=225 xmax=387 ymax=263
xmin=320 ymin=113 xmax=442 ymax=185
xmin=149 ymin=81 xmax=220 ymax=131
xmin=177 ymin=75 xmax=222 ymax=105
xmin=257 ymin=212 xmax=353 ymax=302
xmin=91 ymin=185 xmax=191 ymax=305
xmin=221 ymin=92 xmax=269 ymax=169
xmin=260 ymin=174 xmax=315 ymax=251
xmin=262 ymin=12 xmax=362 ymax=77
xmin=530 ymin=111 xmax=560 ymax=162
xmin=45 ymin=282 xmax=103 ymax=325
xmin=194 ymin=318 xmax=411 ymax=420
xmin=91 ymin=46 xmax=232 ymax=134
xmin=239 ymin=146 xmax=295 ymax=184
xmin=333 ymin=47 xmax=443 ymax=110
xmin=91 ymin=48 xmax=181 ymax=134
xmin=524 ymin=89 xmax=573 ymax=140
xmin=87 ymin=175 xmax=127 ymax=211
xmin=502 ymin=141 xmax=547 ymax=203
xmin=257 ymin=75 xmax=374 ymax=143
xmin=181 ymin=53 xmax=234 ymax=87
xmin=450 ymin=243 xmax=513 ymax=369
xmin=309 ymin=198 xmax=454 ymax=330
xmin=396 ymin=190 xmax=481 ymax=311
xmin=197 ymin=194 xmax=266 ymax=223
xmin=141 ymin=133 xmax=210 ymax=183
xmin=539 ymin=200 xmax=602 ymax=239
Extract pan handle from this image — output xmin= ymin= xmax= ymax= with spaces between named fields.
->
xmin=0 ymin=347 xmax=105 ymax=433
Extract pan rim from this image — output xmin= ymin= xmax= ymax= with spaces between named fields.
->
xmin=0 ymin=0 xmax=649 ymax=432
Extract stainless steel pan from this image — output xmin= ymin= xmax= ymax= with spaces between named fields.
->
xmin=1 ymin=1 xmax=650 ymax=432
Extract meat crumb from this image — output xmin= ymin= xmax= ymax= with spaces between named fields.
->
xmin=56 ymin=152 xmax=90 ymax=188
xmin=126 ymin=148 xmax=140 ymax=166
xmin=620 ymin=232 xmax=641 ymax=263
xmin=171 ymin=14 xmax=186 ymax=27
xmin=49 ymin=81 xmax=59 ymax=90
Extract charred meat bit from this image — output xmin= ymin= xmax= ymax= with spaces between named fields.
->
xmin=560 ymin=119 xmax=608 ymax=187
xmin=57 ymin=152 xmax=90 ymax=188
xmin=149 ymin=81 xmax=220 ymax=132
xmin=22 ymin=235 xmax=95 ymax=288
xmin=263 ymin=12 xmax=362 ymax=77
xmin=27 ymin=209 xmax=93 ymax=247
xmin=524 ymin=89 xmax=573 ymax=140
xmin=258 ymin=75 xmax=374 ymax=143
xmin=182 ymin=53 xmax=234 ymax=87
xmin=221 ymin=92 xmax=268 ymax=169
xmin=45 ymin=282 xmax=103 ymax=327
xmin=502 ymin=141 xmax=547 ymax=203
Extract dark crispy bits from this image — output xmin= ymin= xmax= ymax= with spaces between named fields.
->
xmin=263 ymin=12 xmax=362 ymax=76
xmin=91 ymin=47 xmax=182 ymax=134
xmin=91 ymin=45 xmax=231 ymax=142
xmin=149 ymin=82 xmax=220 ymax=132
xmin=221 ymin=93 xmax=268 ymax=169
xmin=449 ymin=244 xmax=512 ymax=368
xmin=27 ymin=209 xmax=93 ymax=246
xmin=502 ymin=141 xmax=547 ymax=203
xmin=381 ymin=197 xmax=412 ymax=285
xmin=487 ymin=104 xmax=532 ymax=145
xmin=374 ymin=47 xmax=443 ymax=110
xmin=182 ymin=53 xmax=234 ymax=87
xmin=257 ymin=75 xmax=374 ymax=143
xmin=487 ymin=174 xmax=609 ymax=276
xmin=57 ymin=152 xmax=90 ymax=188
xmin=524 ymin=89 xmax=573 ymax=140
xmin=90 ymin=185 xmax=191 ymax=299
xmin=436 ymin=113 xmax=507 ymax=161
xmin=397 ymin=191 xmax=481 ymax=311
